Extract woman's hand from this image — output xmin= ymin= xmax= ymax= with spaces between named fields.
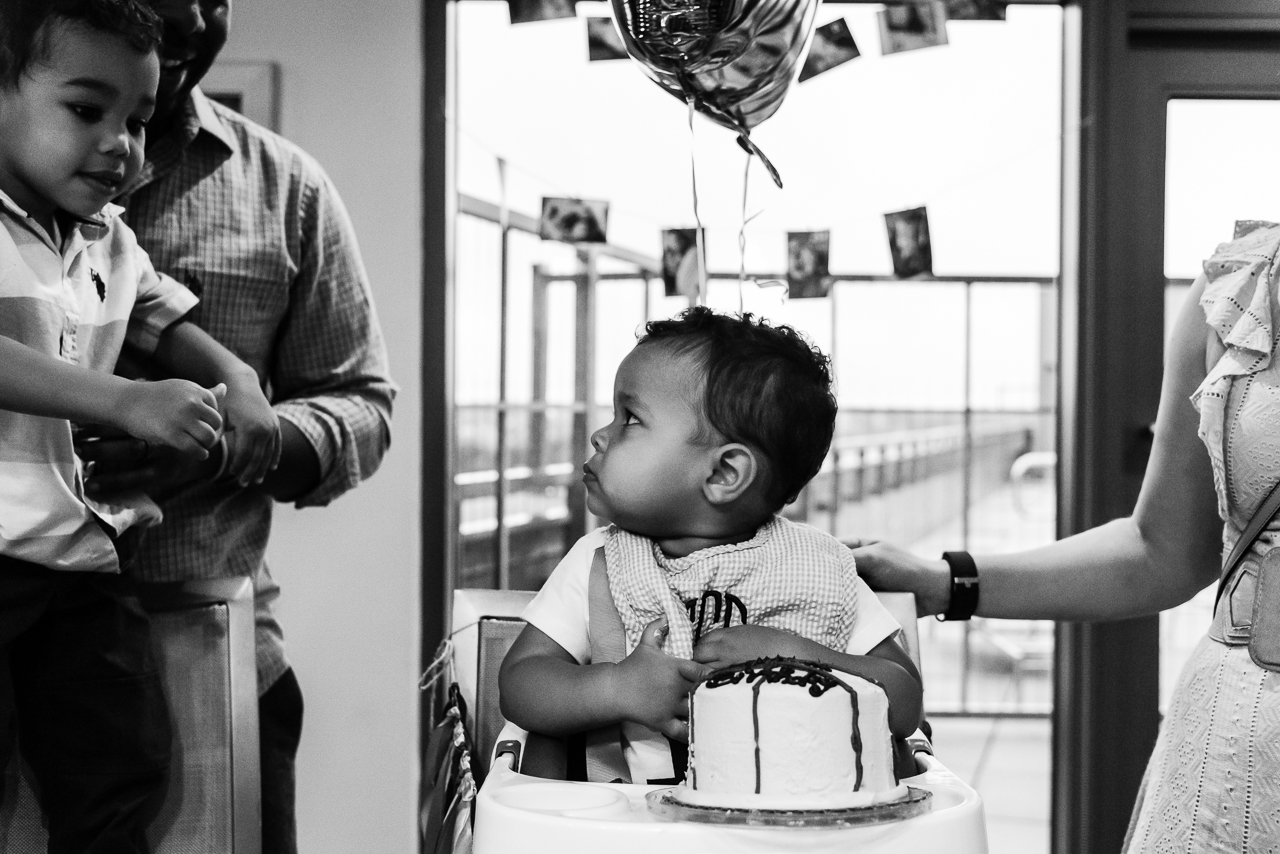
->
xmin=848 ymin=539 xmax=952 ymax=617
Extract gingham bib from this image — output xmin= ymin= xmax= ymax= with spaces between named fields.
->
xmin=603 ymin=515 xmax=858 ymax=660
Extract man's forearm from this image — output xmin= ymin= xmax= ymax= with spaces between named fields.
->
xmin=262 ymin=419 xmax=321 ymax=502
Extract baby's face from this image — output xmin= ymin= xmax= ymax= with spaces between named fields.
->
xmin=584 ymin=344 xmax=714 ymax=537
xmin=0 ymin=22 xmax=157 ymax=224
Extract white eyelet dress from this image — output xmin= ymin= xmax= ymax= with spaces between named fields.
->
xmin=1125 ymin=225 xmax=1280 ymax=854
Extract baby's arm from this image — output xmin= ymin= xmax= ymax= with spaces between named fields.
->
xmin=0 ymin=336 xmax=221 ymax=455
xmin=152 ymin=320 xmax=281 ymax=485
xmin=692 ymin=625 xmax=924 ymax=737
xmin=499 ymin=617 xmax=712 ymax=742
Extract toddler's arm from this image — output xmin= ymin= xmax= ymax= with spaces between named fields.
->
xmin=499 ymin=617 xmax=712 ymax=743
xmin=0 ymin=336 xmax=221 ymax=455
xmin=152 ymin=320 xmax=282 ymax=485
xmin=692 ymin=625 xmax=924 ymax=737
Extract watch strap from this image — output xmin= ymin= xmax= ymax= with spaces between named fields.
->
xmin=940 ymin=550 xmax=979 ymax=621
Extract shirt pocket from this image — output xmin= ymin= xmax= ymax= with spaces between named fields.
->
xmin=183 ymin=268 xmax=289 ymax=380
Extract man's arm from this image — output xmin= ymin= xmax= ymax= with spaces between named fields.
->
xmin=265 ymin=169 xmax=395 ymax=507
xmin=152 ymin=319 xmax=281 ymax=485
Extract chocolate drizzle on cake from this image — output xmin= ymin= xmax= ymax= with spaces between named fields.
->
xmin=752 ymin=679 xmax=763 ymax=794
xmin=704 ymin=658 xmax=844 ymax=697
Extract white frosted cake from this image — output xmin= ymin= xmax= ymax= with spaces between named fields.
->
xmin=677 ymin=658 xmax=908 ymax=810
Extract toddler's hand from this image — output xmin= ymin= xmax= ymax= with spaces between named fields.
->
xmin=118 ymin=379 xmax=222 ymax=457
xmin=219 ymin=375 xmax=282 ymax=486
xmin=693 ymin=624 xmax=824 ymax=671
xmin=611 ymin=617 xmax=712 ymax=743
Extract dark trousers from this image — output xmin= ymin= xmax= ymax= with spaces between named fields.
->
xmin=0 ymin=556 xmax=171 ymax=854
xmin=260 ymin=666 xmax=303 ymax=854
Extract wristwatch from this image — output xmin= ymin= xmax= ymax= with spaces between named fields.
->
xmin=939 ymin=550 xmax=979 ymax=621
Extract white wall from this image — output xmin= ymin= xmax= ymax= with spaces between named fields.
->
xmin=219 ymin=3 xmax=423 ymax=851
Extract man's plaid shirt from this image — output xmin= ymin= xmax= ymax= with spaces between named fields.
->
xmin=118 ymin=90 xmax=396 ymax=691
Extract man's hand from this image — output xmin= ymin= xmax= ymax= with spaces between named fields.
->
xmin=220 ymin=374 xmax=282 ymax=486
xmin=115 ymin=379 xmax=223 ymax=456
xmin=693 ymin=624 xmax=822 ymax=671
xmin=77 ymin=425 xmax=214 ymax=502
xmin=847 ymin=539 xmax=952 ymax=617
xmin=609 ymin=618 xmax=712 ymax=743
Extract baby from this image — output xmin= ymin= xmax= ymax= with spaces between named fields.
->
xmin=501 ymin=307 xmax=922 ymax=785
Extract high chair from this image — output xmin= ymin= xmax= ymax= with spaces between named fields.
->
xmin=451 ymin=588 xmax=989 ymax=854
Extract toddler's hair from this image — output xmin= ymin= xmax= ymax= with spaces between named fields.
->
xmin=0 ymin=0 xmax=162 ymax=88
xmin=639 ymin=306 xmax=838 ymax=510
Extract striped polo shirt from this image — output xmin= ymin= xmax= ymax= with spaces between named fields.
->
xmin=0 ymin=190 xmax=197 ymax=573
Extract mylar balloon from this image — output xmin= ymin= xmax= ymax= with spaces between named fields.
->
xmin=609 ymin=0 xmax=821 ymax=187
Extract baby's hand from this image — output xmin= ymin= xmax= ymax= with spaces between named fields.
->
xmin=611 ymin=617 xmax=712 ymax=743
xmin=219 ymin=374 xmax=281 ymax=486
xmin=118 ymin=379 xmax=223 ymax=457
xmin=693 ymin=624 xmax=825 ymax=671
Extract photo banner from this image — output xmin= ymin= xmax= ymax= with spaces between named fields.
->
xmin=884 ymin=207 xmax=933 ymax=278
xmin=787 ymin=231 xmax=833 ymax=298
xmin=540 ymin=197 xmax=609 ymax=243
xmin=799 ymin=19 xmax=860 ymax=83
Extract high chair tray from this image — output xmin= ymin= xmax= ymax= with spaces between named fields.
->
xmin=474 ymin=753 xmax=987 ymax=854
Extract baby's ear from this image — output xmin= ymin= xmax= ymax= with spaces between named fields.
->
xmin=704 ymin=444 xmax=758 ymax=505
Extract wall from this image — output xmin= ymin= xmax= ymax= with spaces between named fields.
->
xmin=218 ymin=2 xmax=423 ymax=851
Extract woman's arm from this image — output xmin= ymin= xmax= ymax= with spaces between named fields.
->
xmin=855 ymin=275 xmax=1223 ymax=621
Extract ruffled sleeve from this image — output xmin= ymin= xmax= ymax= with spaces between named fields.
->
xmin=1191 ymin=223 xmax=1280 ymax=519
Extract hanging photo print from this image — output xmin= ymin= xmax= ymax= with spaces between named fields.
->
xmin=587 ymin=17 xmax=629 ymax=61
xmin=540 ymin=197 xmax=609 ymax=243
xmin=943 ymin=0 xmax=1007 ymax=20
xmin=787 ymin=231 xmax=833 ymax=299
xmin=661 ymin=228 xmax=704 ymax=297
xmin=799 ymin=19 xmax=860 ymax=83
xmin=884 ymin=207 xmax=933 ymax=278
xmin=508 ymin=0 xmax=575 ymax=24
xmin=878 ymin=2 xmax=948 ymax=55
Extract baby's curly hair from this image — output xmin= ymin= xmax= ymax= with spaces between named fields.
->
xmin=639 ymin=306 xmax=838 ymax=511
xmin=0 ymin=0 xmax=162 ymax=89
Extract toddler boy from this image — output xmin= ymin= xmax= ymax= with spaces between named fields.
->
xmin=0 ymin=1 xmax=279 ymax=848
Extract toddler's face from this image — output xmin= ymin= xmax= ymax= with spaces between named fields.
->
xmin=584 ymin=344 xmax=714 ymax=538
xmin=0 ymin=22 xmax=158 ymax=225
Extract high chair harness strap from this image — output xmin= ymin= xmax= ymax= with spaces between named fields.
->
xmin=584 ymin=548 xmax=633 ymax=784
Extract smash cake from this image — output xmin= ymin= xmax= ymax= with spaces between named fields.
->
xmin=672 ymin=658 xmax=910 ymax=811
